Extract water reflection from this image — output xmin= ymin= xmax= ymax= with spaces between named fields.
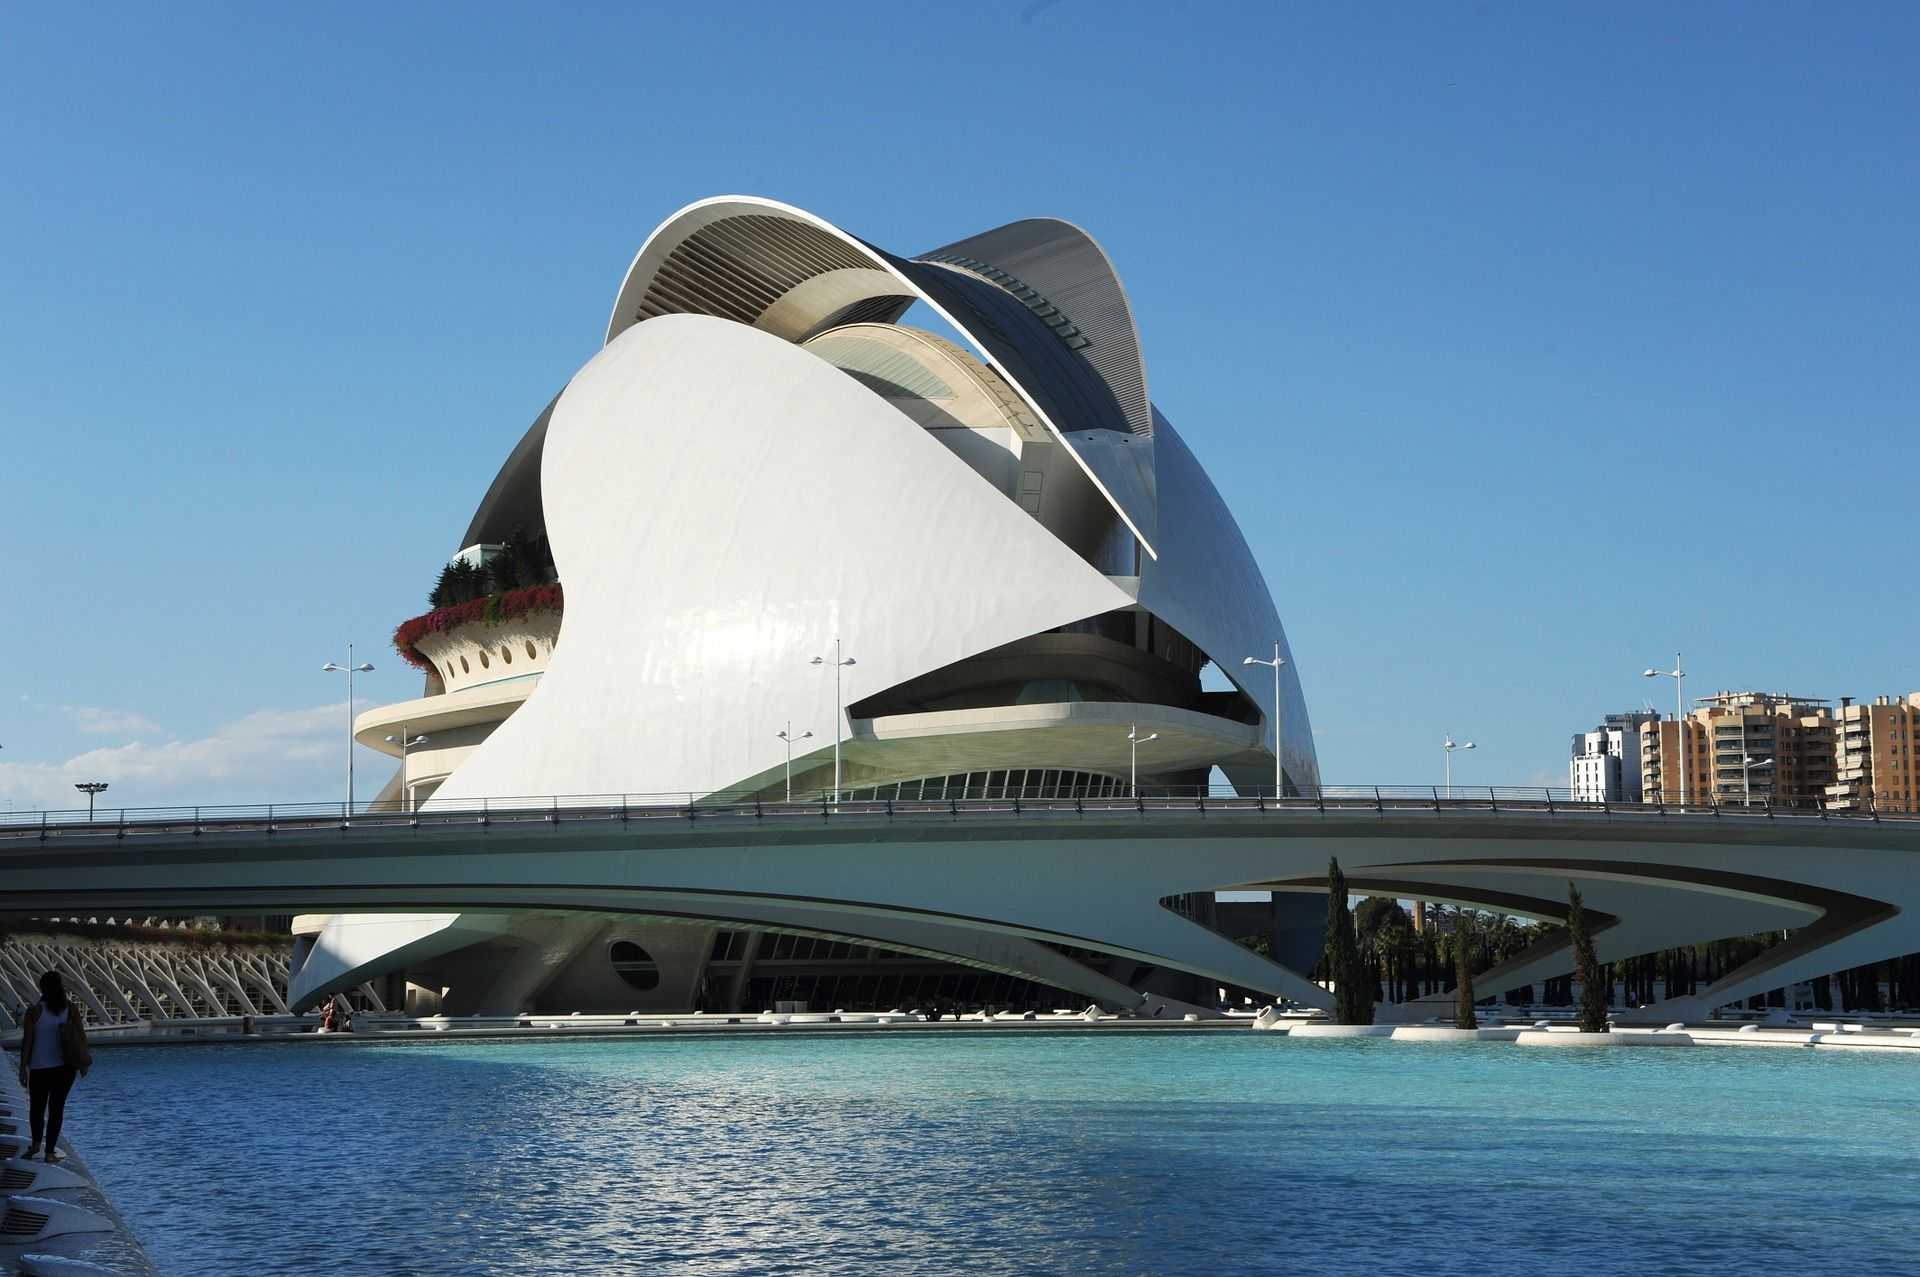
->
xmin=72 ymin=1035 xmax=1920 ymax=1276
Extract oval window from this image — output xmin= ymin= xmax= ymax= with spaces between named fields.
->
xmin=459 ymin=655 xmax=470 ymax=674
xmin=609 ymin=941 xmax=660 ymax=991
xmin=525 ymin=640 xmax=537 ymax=659
xmin=478 ymin=649 xmax=490 ymax=669
xmin=501 ymin=645 xmax=512 ymax=665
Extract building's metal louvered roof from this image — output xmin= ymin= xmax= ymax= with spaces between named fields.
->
xmin=802 ymin=329 xmax=957 ymax=401
xmin=800 ymin=323 xmax=1048 ymax=440
xmin=600 ymin=197 xmax=1160 ymax=557
xmin=913 ymin=218 xmax=1150 ymax=439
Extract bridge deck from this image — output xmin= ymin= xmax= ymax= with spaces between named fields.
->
xmin=4 ymin=788 xmax=1915 ymax=847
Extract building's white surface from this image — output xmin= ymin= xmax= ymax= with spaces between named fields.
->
xmin=306 ymin=195 xmax=1318 ymax=1015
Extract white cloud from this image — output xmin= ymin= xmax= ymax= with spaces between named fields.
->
xmin=1517 ymin=767 xmax=1567 ymax=794
xmin=0 ymin=703 xmax=383 ymax=815
xmin=64 ymin=705 xmax=163 ymax=737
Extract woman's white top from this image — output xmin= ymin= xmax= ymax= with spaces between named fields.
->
xmin=28 ymin=1005 xmax=69 ymax=1070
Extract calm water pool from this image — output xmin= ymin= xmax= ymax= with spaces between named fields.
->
xmin=66 ymin=1032 xmax=1920 ymax=1275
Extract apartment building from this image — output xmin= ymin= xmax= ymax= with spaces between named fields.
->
xmin=1636 ymin=691 xmax=1833 ymax=808
xmin=1697 ymin=691 xmax=1834 ymax=808
xmin=1639 ymin=716 xmax=1713 ymax=805
xmin=1569 ymin=711 xmax=1659 ymax=803
xmin=1828 ymin=694 xmax=1920 ymax=813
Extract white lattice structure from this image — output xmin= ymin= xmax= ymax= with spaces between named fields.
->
xmin=0 ymin=932 xmax=299 ymax=1028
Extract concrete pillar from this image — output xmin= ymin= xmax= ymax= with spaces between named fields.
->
xmin=725 ymin=931 xmax=763 ymax=1012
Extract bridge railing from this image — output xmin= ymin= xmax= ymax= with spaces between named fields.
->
xmin=2 ymin=783 xmax=1915 ymax=840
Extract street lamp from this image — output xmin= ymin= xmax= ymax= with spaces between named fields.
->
xmin=809 ymin=639 xmax=856 ymax=801
xmin=1127 ymin=722 xmax=1159 ymax=796
xmin=1243 ymin=642 xmax=1287 ymax=799
xmin=74 ymin=781 xmax=108 ymax=821
xmin=1643 ymin=654 xmax=1687 ymax=806
xmin=323 ymin=644 xmax=375 ymax=813
xmin=1442 ymin=736 xmax=1476 ymax=798
xmin=776 ymin=723 xmax=814 ymax=802
xmin=384 ymin=733 xmax=429 ymax=811
xmin=1743 ymin=755 xmax=1772 ymax=809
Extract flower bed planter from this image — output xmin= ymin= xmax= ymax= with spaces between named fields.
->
xmin=393 ymin=584 xmax=563 ymax=674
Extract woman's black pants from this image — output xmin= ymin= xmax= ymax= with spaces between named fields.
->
xmin=28 ymin=1066 xmax=77 ymax=1152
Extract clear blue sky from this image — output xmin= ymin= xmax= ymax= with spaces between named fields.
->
xmin=3 ymin=3 xmax=1916 ymax=810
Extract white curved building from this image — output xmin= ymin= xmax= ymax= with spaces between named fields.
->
xmin=307 ymin=196 xmax=1316 ymax=1016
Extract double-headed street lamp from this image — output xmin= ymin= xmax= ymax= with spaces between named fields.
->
xmin=776 ymin=723 xmax=814 ymax=801
xmin=384 ymin=732 xmax=430 ymax=811
xmin=323 ymin=644 xmax=375 ymax=812
xmin=1743 ymin=755 xmax=1773 ymax=809
xmin=810 ymin=639 xmax=856 ymax=801
xmin=1643 ymin=654 xmax=1687 ymax=806
xmin=1442 ymin=735 xmax=1475 ymax=798
xmin=74 ymin=781 xmax=108 ymax=821
xmin=1243 ymin=642 xmax=1287 ymax=798
xmin=1127 ymin=722 xmax=1159 ymax=796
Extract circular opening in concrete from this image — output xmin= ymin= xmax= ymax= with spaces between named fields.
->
xmin=610 ymin=941 xmax=660 ymax=992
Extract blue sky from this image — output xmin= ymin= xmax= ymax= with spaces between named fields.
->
xmin=3 ymin=3 xmax=1915 ymax=811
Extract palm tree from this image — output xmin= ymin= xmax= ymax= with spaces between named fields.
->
xmin=1355 ymin=896 xmax=1412 ymax=1004
xmin=1453 ymin=906 xmax=1479 ymax=1030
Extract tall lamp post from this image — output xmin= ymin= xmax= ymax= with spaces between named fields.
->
xmin=74 ymin=781 xmax=108 ymax=822
xmin=1442 ymin=735 xmax=1476 ymax=798
xmin=384 ymin=732 xmax=429 ymax=812
xmin=1127 ymin=722 xmax=1159 ymax=796
xmin=1643 ymin=654 xmax=1687 ymax=806
xmin=1243 ymin=642 xmax=1287 ymax=798
xmin=776 ymin=723 xmax=814 ymax=801
xmin=810 ymin=639 xmax=856 ymax=802
xmin=1743 ymin=755 xmax=1772 ymax=809
xmin=323 ymin=644 xmax=375 ymax=813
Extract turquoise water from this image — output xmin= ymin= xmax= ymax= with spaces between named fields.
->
xmin=68 ymin=1033 xmax=1920 ymax=1275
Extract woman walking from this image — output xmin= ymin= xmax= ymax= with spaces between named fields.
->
xmin=19 ymin=971 xmax=91 ymax=1163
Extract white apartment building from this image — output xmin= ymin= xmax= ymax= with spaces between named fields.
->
xmin=1570 ymin=711 xmax=1659 ymax=803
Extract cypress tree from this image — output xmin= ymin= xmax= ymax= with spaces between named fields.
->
xmin=1323 ymin=858 xmax=1373 ymax=1025
xmin=489 ymin=541 xmax=524 ymax=592
xmin=1454 ymin=909 xmax=1478 ymax=1030
xmin=1568 ymin=882 xmax=1609 ymax=1034
xmin=428 ymin=562 xmax=457 ymax=609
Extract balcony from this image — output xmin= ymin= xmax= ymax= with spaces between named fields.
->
xmin=392 ymin=583 xmax=563 ymax=696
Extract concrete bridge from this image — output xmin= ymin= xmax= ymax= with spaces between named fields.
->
xmin=4 ymin=793 xmax=1916 ymax=1022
